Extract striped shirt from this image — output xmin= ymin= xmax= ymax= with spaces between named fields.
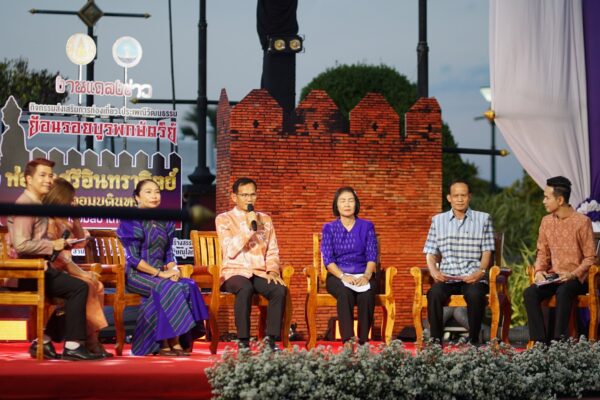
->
xmin=423 ymin=208 xmax=495 ymax=277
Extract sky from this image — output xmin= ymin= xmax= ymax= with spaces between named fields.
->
xmin=0 ymin=0 xmax=524 ymax=187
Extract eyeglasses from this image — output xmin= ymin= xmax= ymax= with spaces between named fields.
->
xmin=236 ymin=193 xmax=257 ymax=199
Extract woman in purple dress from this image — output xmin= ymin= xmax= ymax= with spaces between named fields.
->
xmin=117 ymin=179 xmax=208 ymax=356
xmin=321 ymin=187 xmax=378 ymax=345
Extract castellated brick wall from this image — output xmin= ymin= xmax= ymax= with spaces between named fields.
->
xmin=215 ymin=88 xmax=442 ymax=341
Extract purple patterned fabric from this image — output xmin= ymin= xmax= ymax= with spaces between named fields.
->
xmin=583 ymin=0 xmax=600 ymax=202
xmin=321 ymin=218 xmax=378 ymax=274
xmin=117 ymin=220 xmax=208 ymax=355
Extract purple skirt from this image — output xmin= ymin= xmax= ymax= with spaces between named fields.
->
xmin=126 ymin=271 xmax=208 ymax=355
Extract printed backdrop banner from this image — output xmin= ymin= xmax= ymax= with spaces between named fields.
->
xmin=0 ymin=96 xmax=182 ymax=230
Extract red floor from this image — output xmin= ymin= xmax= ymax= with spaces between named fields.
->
xmin=0 ymin=341 xmax=403 ymax=400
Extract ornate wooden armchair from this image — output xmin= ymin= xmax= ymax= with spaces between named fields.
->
xmin=188 ymin=230 xmax=294 ymax=354
xmin=410 ymin=233 xmax=511 ymax=347
xmin=305 ymin=233 xmax=397 ymax=349
xmin=526 ymin=264 xmax=599 ymax=346
xmin=84 ymin=230 xmax=140 ymax=356
xmin=0 ymin=227 xmax=46 ymax=360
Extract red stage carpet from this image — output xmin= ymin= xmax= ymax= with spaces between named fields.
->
xmin=0 ymin=341 xmax=404 ymax=399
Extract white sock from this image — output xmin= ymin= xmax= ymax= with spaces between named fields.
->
xmin=33 ymin=335 xmax=52 ymax=345
xmin=64 ymin=341 xmax=80 ymax=350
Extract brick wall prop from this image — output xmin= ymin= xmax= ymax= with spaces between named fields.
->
xmin=215 ymin=88 xmax=442 ymax=341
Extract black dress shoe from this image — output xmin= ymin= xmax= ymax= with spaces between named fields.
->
xmin=264 ymin=336 xmax=281 ymax=352
xmin=29 ymin=341 xmax=60 ymax=360
xmin=62 ymin=346 xmax=104 ymax=361
xmin=237 ymin=339 xmax=250 ymax=350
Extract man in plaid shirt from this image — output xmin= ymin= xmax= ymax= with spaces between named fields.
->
xmin=423 ymin=180 xmax=495 ymax=345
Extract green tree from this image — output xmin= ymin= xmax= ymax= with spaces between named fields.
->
xmin=300 ymin=63 xmax=481 ymax=201
xmin=471 ymin=172 xmax=544 ymax=326
xmin=180 ymin=105 xmax=217 ymax=140
xmin=0 ymin=58 xmax=68 ymax=107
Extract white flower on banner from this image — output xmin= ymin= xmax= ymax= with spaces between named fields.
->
xmin=576 ymin=199 xmax=600 ymax=232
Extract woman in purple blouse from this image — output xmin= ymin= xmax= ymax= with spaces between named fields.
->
xmin=321 ymin=187 xmax=378 ymax=345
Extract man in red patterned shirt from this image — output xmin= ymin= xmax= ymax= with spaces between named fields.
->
xmin=524 ymin=176 xmax=597 ymax=343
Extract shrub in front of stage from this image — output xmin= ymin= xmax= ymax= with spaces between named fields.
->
xmin=206 ymin=338 xmax=600 ymax=399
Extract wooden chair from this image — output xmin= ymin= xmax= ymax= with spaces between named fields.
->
xmin=526 ymin=264 xmax=599 ymax=347
xmin=410 ymin=233 xmax=511 ymax=347
xmin=83 ymin=230 xmax=140 ymax=356
xmin=189 ymin=230 xmax=294 ymax=354
xmin=305 ymin=233 xmax=397 ymax=349
xmin=0 ymin=226 xmax=47 ymax=360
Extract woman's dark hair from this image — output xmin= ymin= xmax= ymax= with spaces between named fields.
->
xmin=332 ymin=186 xmax=360 ymax=217
xmin=133 ymin=179 xmax=159 ymax=205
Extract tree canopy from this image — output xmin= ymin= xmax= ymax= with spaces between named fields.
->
xmin=0 ymin=58 xmax=68 ymax=107
xmin=300 ymin=63 xmax=482 ymax=201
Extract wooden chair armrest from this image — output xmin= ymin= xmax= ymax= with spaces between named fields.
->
xmin=304 ymin=265 xmax=318 ymax=294
xmin=526 ymin=265 xmax=535 ymax=284
xmin=382 ymin=266 xmax=397 ymax=296
xmin=208 ymin=264 xmax=221 ymax=294
xmin=0 ymin=258 xmax=46 ymax=270
xmin=588 ymin=265 xmax=599 ymax=295
xmin=410 ymin=267 xmax=424 ymax=298
xmin=281 ymin=265 xmax=294 ymax=287
xmin=179 ymin=264 xmax=193 ymax=278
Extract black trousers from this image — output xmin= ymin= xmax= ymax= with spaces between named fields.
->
xmin=427 ymin=281 xmax=488 ymax=344
xmin=325 ymin=273 xmax=376 ymax=343
xmin=221 ymin=275 xmax=287 ymax=340
xmin=19 ymin=268 xmax=88 ymax=342
xmin=524 ymin=280 xmax=587 ymax=342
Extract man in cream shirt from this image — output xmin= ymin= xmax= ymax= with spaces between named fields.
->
xmin=215 ymin=177 xmax=287 ymax=350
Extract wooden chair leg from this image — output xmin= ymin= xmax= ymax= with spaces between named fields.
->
xmin=526 ymin=340 xmax=534 ymax=350
xmin=209 ymin=299 xmax=220 ymax=355
xmin=489 ymin=301 xmax=500 ymax=342
xmin=589 ymin=302 xmax=598 ymax=341
xmin=208 ymin=312 xmax=219 ymax=354
xmin=113 ymin=302 xmax=125 ymax=356
xmin=413 ymin=303 xmax=424 ymax=349
xmin=36 ymin=304 xmax=44 ymax=361
xmin=306 ymin=297 xmax=317 ymax=350
xmin=382 ymin=302 xmax=395 ymax=344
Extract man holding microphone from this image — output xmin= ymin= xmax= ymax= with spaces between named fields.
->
xmin=215 ymin=177 xmax=287 ymax=350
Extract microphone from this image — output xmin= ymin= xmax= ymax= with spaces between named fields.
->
xmin=247 ymin=204 xmax=257 ymax=232
xmin=49 ymin=230 xmax=70 ymax=262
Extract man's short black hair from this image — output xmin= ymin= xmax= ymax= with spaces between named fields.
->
xmin=332 ymin=186 xmax=360 ymax=217
xmin=546 ymin=176 xmax=572 ymax=203
xmin=448 ymin=179 xmax=471 ymax=194
xmin=232 ymin=177 xmax=257 ymax=193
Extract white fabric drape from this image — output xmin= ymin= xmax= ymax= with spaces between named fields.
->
xmin=489 ymin=0 xmax=590 ymax=206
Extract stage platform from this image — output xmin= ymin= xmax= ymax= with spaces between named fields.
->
xmin=0 ymin=341 xmax=400 ymax=400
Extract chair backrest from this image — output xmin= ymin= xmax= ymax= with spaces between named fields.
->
xmin=85 ymin=229 xmax=125 ymax=265
xmin=190 ymin=230 xmax=221 ymax=268
xmin=493 ymin=231 xmax=504 ymax=268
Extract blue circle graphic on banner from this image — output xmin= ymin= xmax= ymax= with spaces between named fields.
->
xmin=112 ymin=36 xmax=143 ymax=68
